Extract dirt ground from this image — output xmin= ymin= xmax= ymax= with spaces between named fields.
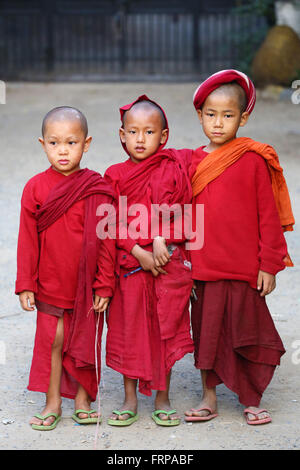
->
xmin=0 ymin=82 xmax=299 ymax=451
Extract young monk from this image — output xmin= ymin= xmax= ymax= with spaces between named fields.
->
xmin=104 ymin=95 xmax=194 ymax=426
xmin=15 ymin=106 xmax=116 ymax=430
xmin=185 ymin=70 xmax=295 ymax=425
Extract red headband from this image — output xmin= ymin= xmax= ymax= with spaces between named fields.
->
xmin=193 ymin=69 xmax=256 ymax=114
xmin=119 ymin=94 xmax=169 ymax=156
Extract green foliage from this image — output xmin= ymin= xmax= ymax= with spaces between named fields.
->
xmin=230 ymin=0 xmax=276 ymax=77
xmin=233 ymin=0 xmax=276 ymax=26
xmin=231 ymin=24 xmax=269 ymax=77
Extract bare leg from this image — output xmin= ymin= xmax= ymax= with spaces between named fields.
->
xmin=30 ymin=317 xmax=63 ymax=427
xmin=109 ymin=376 xmax=138 ymax=421
xmin=154 ymin=371 xmax=180 ymax=421
xmin=184 ymin=370 xmax=217 ymax=419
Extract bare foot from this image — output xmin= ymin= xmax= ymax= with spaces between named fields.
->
xmin=29 ymin=400 xmax=62 ymax=427
xmin=74 ymin=397 xmax=99 ymax=420
xmin=185 ymin=395 xmax=217 ymax=420
xmin=244 ymin=406 xmax=271 ymax=423
xmin=109 ymin=398 xmax=138 ymax=422
xmin=154 ymin=396 xmax=180 ymax=422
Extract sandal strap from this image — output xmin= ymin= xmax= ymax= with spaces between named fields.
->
xmin=74 ymin=409 xmax=97 ymax=417
xmin=33 ymin=412 xmax=59 ymax=421
xmin=153 ymin=409 xmax=177 ymax=417
xmin=244 ymin=408 xmax=269 ymax=416
xmin=111 ymin=409 xmax=136 ymax=417
xmin=190 ymin=406 xmax=214 ymax=414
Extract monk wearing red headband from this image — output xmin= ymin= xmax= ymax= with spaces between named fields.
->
xmin=104 ymin=95 xmax=194 ymax=426
xmin=15 ymin=107 xmax=116 ymax=430
xmin=185 ymin=69 xmax=295 ymax=425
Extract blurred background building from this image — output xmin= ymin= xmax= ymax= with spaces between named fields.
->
xmin=0 ymin=0 xmax=270 ymax=81
xmin=0 ymin=0 xmax=299 ymax=84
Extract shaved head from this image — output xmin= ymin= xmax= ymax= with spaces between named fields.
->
xmin=208 ymin=82 xmax=247 ymax=113
xmin=42 ymin=106 xmax=88 ymax=137
xmin=122 ymin=100 xmax=167 ymax=129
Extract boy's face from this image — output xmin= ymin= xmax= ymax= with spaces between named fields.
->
xmin=197 ymin=91 xmax=249 ymax=150
xmin=39 ymin=119 xmax=92 ymax=176
xmin=119 ymin=107 xmax=168 ymax=163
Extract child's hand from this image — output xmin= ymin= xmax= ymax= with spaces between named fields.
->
xmin=257 ymin=270 xmax=276 ymax=297
xmin=153 ymin=237 xmax=170 ymax=268
xmin=19 ymin=291 xmax=35 ymax=311
xmin=93 ymin=295 xmax=110 ymax=313
xmin=131 ymin=245 xmax=167 ymax=277
xmin=190 ymin=281 xmax=197 ymax=299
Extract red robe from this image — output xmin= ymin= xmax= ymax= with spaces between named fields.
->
xmin=189 ymin=147 xmax=287 ymax=405
xmin=189 ymin=148 xmax=288 ymax=286
xmin=104 ymin=149 xmax=194 ymax=396
xmin=16 ymin=167 xmax=116 ymax=401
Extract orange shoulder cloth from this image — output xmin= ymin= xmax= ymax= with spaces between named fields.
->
xmin=191 ymin=136 xmax=295 ymax=265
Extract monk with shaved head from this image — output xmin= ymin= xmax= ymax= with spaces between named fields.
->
xmin=41 ymin=106 xmax=89 ymax=139
xmin=16 ymin=106 xmax=116 ymax=430
xmin=185 ymin=70 xmax=294 ymax=426
xmin=104 ymin=95 xmax=194 ymax=427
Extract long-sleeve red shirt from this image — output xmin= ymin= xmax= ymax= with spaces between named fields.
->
xmin=189 ymin=148 xmax=287 ymax=289
xmin=15 ymin=166 xmax=115 ymax=308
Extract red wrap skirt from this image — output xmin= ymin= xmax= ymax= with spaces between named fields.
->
xmin=191 ymin=280 xmax=285 ymax=406
xmin=28 ymin=309 xmax=102 ymax=402
xmin=106 ymin=248 xmax=194 ymax=396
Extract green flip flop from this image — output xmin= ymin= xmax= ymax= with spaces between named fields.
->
xmin=152 ymin=409 xmax=180 ymax=426
xmin=72 ymin=409 xmax=101 ymax=425
xmin=107 ymin=410 xmax=139 ymax=426
xmin=31 ymin=413 xmax=61 ymax=431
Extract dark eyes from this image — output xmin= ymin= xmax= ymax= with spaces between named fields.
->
xmin=206 ymin=113 xmax=233 ymax=118
xmin=128 ymin=130 xmax=154 ymax=134
xmin=49 ymin=141 xmax=76 ymax=145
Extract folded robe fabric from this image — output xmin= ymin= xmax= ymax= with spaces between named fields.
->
xmin=117 ymin=147 xmax=193 ymax=340
xmin=193 ymin=68 xmax=256 ymax=114
xmin=107 ymin=256 xmax=194 ymax=396
xmin=36 ymin=169 xmax=116 ymax=398
xmin=119 ymin=148 xmax=192 ymax=209
xmin=191 ymin=279 xmax=286 ymax=406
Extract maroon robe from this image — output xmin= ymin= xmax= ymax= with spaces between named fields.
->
xmin=191 ymin=280 xmax=285 ymax=406
xmin=17 ymin=168 xmax=116 ymax=401
xmin=105 ymin=148 xmax=194 ymax=396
